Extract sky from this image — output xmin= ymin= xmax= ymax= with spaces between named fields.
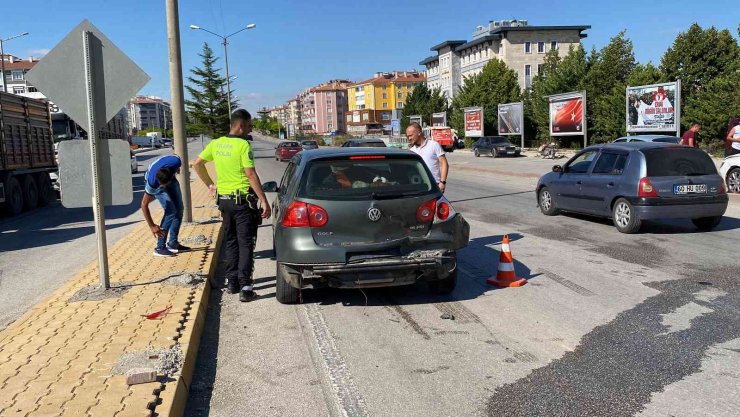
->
xmin=3 ymin=0 xmax=738 ymax=115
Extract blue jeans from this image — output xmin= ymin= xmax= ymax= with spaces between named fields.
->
xmin=153 ymin=179 xmax=184 ymax=249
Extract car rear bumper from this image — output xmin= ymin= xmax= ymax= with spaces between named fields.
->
xmin=629 ymin=195 xmax=728 ymax=219
xmin=281 ymin=250 xmax=456 ymax=289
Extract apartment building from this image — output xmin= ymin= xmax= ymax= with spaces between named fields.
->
xmin=346 ymin=71 xmax=426 ymax=135
xmin=419 ymin=19 xmax=589 ymax=102
xmin=313 ymin=80 xmax=351 ymax=134
xmin=128 ymin=96 xmax=172 ymax=134
xmin=1 ymin=55 xmax=41 ymax=95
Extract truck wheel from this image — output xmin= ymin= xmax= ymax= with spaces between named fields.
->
xmin=36 ymin=173 xmax=55 ymax=207
xmin=3 ymin=177 xmax=24 ymax=216
xmin=276 ymin=262 xmax=300 ymax=304
xmin=21 ymin=175 xmax=39 ymax=211
xmin=428 ymin=269 xmax=457 ymax=294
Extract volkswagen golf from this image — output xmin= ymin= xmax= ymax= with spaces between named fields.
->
xmin=262 ymin=148 xmax=470 ymax=304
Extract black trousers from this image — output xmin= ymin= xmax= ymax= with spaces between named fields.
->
xmin=218 ymin=198 xmax=259 ymax=288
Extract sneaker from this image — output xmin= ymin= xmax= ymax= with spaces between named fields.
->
xmin=154 ymin=247 xmax=176 ymax=257
xmin=166 ymin=242 xmax=191 ymax=253
xmin=227 ymin=280 xmax=240 ymax=294
xmin=239 ymin=286 xmax=257 ymax=302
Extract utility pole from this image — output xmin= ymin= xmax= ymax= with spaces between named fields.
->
xmin=165 ymin=0 xmax=193 ymax=222
xmin=0 ymin=32 xmax=30 ymax=93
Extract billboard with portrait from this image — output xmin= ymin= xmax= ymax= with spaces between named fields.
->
xmin=464 ymin=107 xmax=483 ymax=137
xmin=549 ymin=92 xmax=585 ymax=136
xmin=497 ymin=102 xmax=523 ymax=135
xmin=626 ymin=82 xmax=679 ymax=132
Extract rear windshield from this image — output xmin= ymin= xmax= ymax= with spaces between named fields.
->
xmin=282 ymin=142 xmax=300 ymax=148
xmin=298 ymin=157 xmax=433 ymax=200
xmin=644 ymin=148 xmax=717 ymax=177
xmin=359 ymin=141 xmax=386 ymax=147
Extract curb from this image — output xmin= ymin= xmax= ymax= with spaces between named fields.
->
xmin=154 ymin=226 xmax=224 ymax=417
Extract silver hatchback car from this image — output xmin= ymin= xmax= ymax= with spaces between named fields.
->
xmin=537 ymin=143 xmax=728 ymax=233
xmin=262 ymin=148 xmax=470 ymax=304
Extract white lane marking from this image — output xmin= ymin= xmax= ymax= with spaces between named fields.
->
xmin=303 ymin=303 xmax=370 ymax=417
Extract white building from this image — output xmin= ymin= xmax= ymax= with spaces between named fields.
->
xmin=420 ymin=19 xmax=590 ymax=103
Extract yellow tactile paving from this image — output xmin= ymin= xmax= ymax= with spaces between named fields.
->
xmin=0 ymin=167 xmax=221 ymax=417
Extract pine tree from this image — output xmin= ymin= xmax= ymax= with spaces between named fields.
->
xmin=449 ymin=59 xmax=521 ymax=141
xmin=185 ymin=43 xmax=234 ymax=138
xmin=401 ymin=84 xmax=448 ymax=132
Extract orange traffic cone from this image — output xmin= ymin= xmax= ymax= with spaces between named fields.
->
xmin=487 ymin=235 xmax=527 ymax=287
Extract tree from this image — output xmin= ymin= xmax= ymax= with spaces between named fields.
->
xmin=185 ymin=43 xmax=235 ymax=138
xmin=583 ymin=32 xmax=637 ymax=143
xmin=660 ymin=24 xmax=740 ymax=102
xmin=449 ymin=59 xmax=521 ymax=140
xmin=526 ymin=45 xmax=588 ymax=143
xmin=683 ymin=66 xmax=740 ymax=154
xmin=401 ymin=84 xmax=448 ymax=132
xmin=626 ymin=63 xmax=664 ymax=86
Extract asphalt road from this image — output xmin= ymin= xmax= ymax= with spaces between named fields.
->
xmin=0 ymin=143 xmax=198 ymax=330
xmin=186 ymin=134 xmax=740 ymax=417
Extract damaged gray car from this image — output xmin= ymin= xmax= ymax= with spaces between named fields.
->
xmin=262 ymin=148 xmax=470 ymax=304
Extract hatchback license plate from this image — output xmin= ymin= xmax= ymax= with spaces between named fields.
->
xmin=507 ymin=151 xmax=515 ymax=154
xmin=674 ymin=184 xmax=707 ymax=194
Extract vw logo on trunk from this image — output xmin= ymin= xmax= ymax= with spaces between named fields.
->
xmin=367 ymin=207 xmax=382 ymax=222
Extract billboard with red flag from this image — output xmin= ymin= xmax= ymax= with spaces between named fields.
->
xmin=549 ymin=92 xmax=586 ymax=136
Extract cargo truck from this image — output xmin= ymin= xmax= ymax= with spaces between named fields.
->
xmin=0 ymin=91 xmax=57 ymax=216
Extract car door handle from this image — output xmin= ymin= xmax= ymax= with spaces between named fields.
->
xmin=576 ymin=181 xmax=582 ymax=185
xmin=607 ymin=182 xmax=615 ymax=188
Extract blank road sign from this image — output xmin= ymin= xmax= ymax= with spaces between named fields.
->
xmin=58 ymin=140 xmax=133 ymax=208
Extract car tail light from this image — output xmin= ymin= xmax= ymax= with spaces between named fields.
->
xmin=308 ymin=204 xmax=329 ymax=227
xmin=282 ymin=202 xmax=329 ymax=227
xmin=349 ymin=155 xmax=386 ymax=160
xmin=437 ymin=200 xmax=450 ymax=221
xmin=719 ymin=182 xmax=727 ymax=194
xmin=417 ymin=199 xmax=436 ymax=223
xmin=638 ymin=177 xmax=658 ymax=198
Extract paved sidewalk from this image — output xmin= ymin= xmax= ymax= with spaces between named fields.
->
xmin=0 ymin=172 xmax=220 ymax=417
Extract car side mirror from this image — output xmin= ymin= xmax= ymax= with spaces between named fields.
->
xmin=552 ymin=165 xmax=563 ymax=173
xmin=262 ymin=181 xmax=279 ymax=193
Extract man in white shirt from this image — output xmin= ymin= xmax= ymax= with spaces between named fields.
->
xmin=726 ymin=118 xmax=740 ymax=157
xmin=406 ymin=122 xmax=449 ymax=192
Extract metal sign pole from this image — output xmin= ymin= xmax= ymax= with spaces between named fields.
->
xmin=519 ymin=102 xmax=524 ymax=149
xmin=82 ymin=30 xmax=110 ymax=289
xmin=675 ymin=80 xmax=681 ymax=138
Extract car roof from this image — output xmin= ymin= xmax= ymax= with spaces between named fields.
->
xmin=298 ymin=147 xmax=415 ymax=162
xmin=616 ymin=135 xmax=680 ymax=141
xmin=354 ymin=138 xmax=385 ymax=142
xmin=585 ymin=142 xmax=684 ymax=152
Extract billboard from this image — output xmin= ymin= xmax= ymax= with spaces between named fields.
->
xmin=432 ymin=112 xmax=447 ymax=127
xmin=409 ymin=115 xmax=422 ymax=126
xmin=498 ymin=102 xmax=523 ymax=135
xmin=626 ymin=81 xmax=679 ymax=133
xmin=549 ymin=92 xmax=585 ymax=136
xmin=464 ymin=107 xmax=484 ymax=137
xmin=391 ymin=119 xmax=400 ymax=136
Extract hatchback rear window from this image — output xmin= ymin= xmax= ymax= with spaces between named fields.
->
xmin=282 ymin=142 xmax=300 ymax=148
xmin=643 ymin=148 xmax=717 ymax=177
xmin=298 ymin=157 xmax=433 ymax=200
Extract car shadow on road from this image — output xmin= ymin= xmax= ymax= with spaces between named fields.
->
xmin=184 ymin=254 xmax=225 ymax=417
xmin=560 ymin=212 xmax=740 ymax=234
xmin=303 ymin=232 xmax=541 ymax=307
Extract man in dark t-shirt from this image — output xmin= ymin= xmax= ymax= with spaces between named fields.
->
xmin=680 ymin=123 xmax=701 ymax=148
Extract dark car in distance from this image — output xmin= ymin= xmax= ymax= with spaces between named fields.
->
xmin=301 ymin=140 xmax=319 ymax=150
xmin=342 ymin=138 xmax=387 ymax=148
xmin=536 ymin=143 xmax=728 ymax=233
xmin=275 ymin=141 xmax=302 ymax=161
xmin=472 ymin=136 xmax=521 ymax=158
xmin=262 ymin=148 xmax=470 ymax=304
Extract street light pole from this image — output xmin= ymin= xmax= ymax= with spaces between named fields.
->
xmin=165 ymin=0 xmax=193 ymax=222
xmin=0 ymin=32 xmax=30 ymax=93
xmin=189 ymin=23 xmax=256 ymax=117
xmin=222 ymin=38 xmax=232 ymax=115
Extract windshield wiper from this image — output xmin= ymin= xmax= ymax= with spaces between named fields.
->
xmin=371 ymin=191 xmax=424 ymax=200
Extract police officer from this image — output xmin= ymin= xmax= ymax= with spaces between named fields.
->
xmin=192 ymin=109 xmax=271 ymax=302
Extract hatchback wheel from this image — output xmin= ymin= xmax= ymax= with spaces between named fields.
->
xmin=612 ymin=198 xmax=642 ymax=233
xmin=428 ymin=269 xmax=457 ymax=294
xmin=491 ymin=148 xmax=498 ymax=158
xmin=727 ymin=168 xmax=740 ymax=193
xmin=538 ymin=187 xmax=559 ymax=216
xmin=692 ymin=216 xmax=722 ymax=231
xmin=276 ymin=262 xmax=300 ymax=304
xmin=474 ymin=148 xmax=480 ymax=157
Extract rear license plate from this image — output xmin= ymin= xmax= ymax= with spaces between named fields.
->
xmin=674 ymin=184 xmax=707 ymax=194
xmin=507 ymin=151 xmax=515 ymax=154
